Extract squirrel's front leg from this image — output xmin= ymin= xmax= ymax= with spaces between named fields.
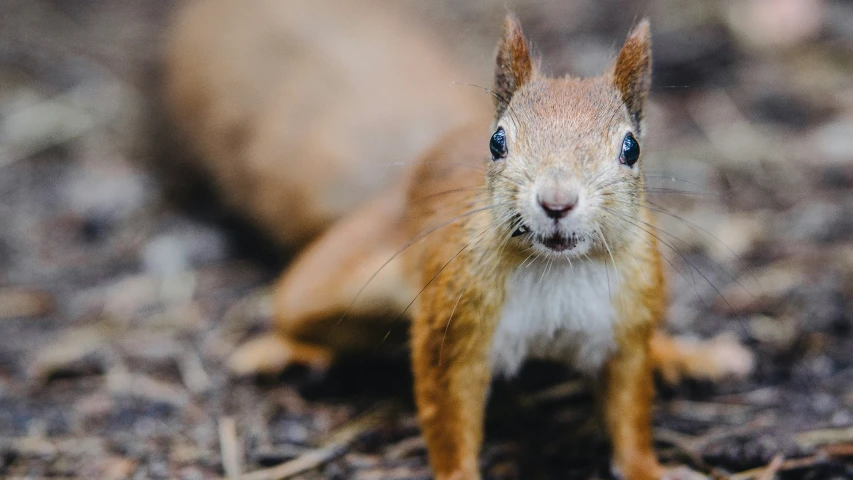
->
xmin=411 ymin=306 xmax=495 ymax=480
xmin=602 ymin=328 xmax=663 ymax=480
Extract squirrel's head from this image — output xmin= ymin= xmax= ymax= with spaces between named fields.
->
xmin=487 ymin=14 xmax=652 ymax=260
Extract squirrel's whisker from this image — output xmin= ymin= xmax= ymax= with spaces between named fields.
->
xmin=336 ymin=202 xmax=511 ymax=326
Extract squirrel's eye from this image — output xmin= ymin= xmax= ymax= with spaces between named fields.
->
xmin=620 ymin=132 xmax=640 ymax=167
xmin=490 ymin=127 xmax=507 ymax=161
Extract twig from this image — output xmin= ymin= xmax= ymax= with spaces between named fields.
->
xmin=240 ymin=444 xmax=345 ymax=480
xmin=822 ymin=443 xmax=853 ymax=457
xmin=0 ymin=435 xmax=105 ymax=457
xmin=795 ymin=426 xmax=853 ymax=451
xmin=654 ymin=428 xmax=709 ymax=471
xmin=219 ymin=417 xmax=242 ymax=480
xmin=109 ymin=372 xmax=190 ymax=407
xmin=238 ymin=404 xmax=391 ymax=480
xmin=729 ymin=453 xmax=823 ymax=480
xmin=654 ymin=416 xmax=776 ymax=473
xmin=660 ymin=399 xmax=756 ymax=425
xmin=655 ymin=418 xmax=768 ymax=454
xmin=518 ymin=379 xmax=586 ymax=406
xmin=386 ymin=436 xmax=427 ymax=460
xmin=758 ymin=454 xmax=784 ymax=480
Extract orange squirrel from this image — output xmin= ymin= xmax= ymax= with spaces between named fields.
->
xmin=230 ymin=15 xmax=754 ymax=480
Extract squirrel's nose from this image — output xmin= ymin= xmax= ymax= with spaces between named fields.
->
xmin=537 ymin=191 xmax=577 ymax=219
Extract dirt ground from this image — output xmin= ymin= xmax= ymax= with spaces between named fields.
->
xmin=1 ymin=0 xmax=853 ymax=479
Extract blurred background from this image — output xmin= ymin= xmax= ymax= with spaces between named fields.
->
xmin=1 ymin=0 xmax=852 ymax=478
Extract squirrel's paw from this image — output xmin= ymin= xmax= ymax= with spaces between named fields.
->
xmin=702 ymin=332 xmax=755 ymax=380
xmin=228 ymin=334 xmax=333 ymax=376
xmin=655 ymin=331 xmax=754 ymax=384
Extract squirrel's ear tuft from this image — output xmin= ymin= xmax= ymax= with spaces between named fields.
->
xmin=494 ymin=14 xmax=533 ymax=117
xmin=614 ymin=19 xmax=652 ymax=132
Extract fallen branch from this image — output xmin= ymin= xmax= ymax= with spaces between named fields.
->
xmin=238 ymin=404 xmax=391 ymax=480
xmin=795 ymin=426 xmax=853 ymax=451
xmin=757 ymin=454 xmax=783 ymax=480
xmin=729 ymin=453 xmax=824 ymax=480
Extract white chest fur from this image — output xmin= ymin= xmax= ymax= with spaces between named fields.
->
xmin=490 ymin=257 xmax=620 ymax=377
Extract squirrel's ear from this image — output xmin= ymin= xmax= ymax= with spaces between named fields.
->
xmin=613 ymin=19 xmax=652 ymax=132
xmin=494 ymin=14 xmax=533 ymax=116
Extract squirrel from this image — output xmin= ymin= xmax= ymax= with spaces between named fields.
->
xmin=164 ymin=0 xmax=487 ymax=247
xmin=230 ymin=15 xmax=755 ymax=480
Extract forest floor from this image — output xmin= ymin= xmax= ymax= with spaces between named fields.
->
xmin=1 ymin=0 xmax=853 ymax=478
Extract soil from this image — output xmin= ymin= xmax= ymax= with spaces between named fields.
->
xmin=1 ymin=1 xmax=853 ymax=479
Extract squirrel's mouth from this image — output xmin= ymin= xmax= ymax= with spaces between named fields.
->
xmin=538 ymin=232 xmax=579 ymax=252
xmin=511 ymin=220 xmax=581 ymax=253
